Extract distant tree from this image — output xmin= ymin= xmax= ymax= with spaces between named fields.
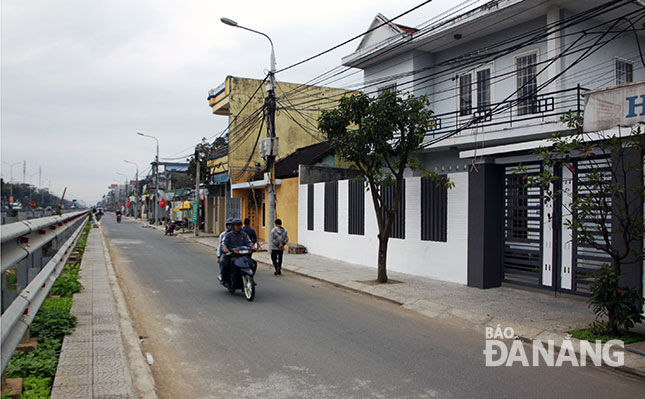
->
xmin=319 ymin=91 xmax=442 ymax=283
xmin=187 ymin=137 xmax=227 ymax=184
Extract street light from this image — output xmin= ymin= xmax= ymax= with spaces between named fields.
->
xmin=124 ymin=160 xmax=140 ymax=219
xmin=137 ymin=132 xmax=160 ymax=225
xmin=221 ymin=17 xmax=277 ymax=230
xmin=2 ymin=161 xmax=21 ymax=205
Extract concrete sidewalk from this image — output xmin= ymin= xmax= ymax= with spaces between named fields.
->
xmin=153 ymin=223 xmax=645 ymax=379
xmin=52 ymin=225 xmax=156 ymax=399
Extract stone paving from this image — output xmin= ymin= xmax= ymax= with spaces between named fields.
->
xmin=51 ymin=227 xmax=137 ymax=399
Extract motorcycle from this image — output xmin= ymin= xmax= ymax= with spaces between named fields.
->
xmin=116 ymin=213 xmax=122 ymax=223
xmin=222 ymin=246 xmax=257 ymax=301
xmin=165 ymin=220 xmax=176 ymax=236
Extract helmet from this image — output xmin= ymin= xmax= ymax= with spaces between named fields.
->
xmin=225 ymin=217 xmax=235 ymax=225
xmin=231 ymin=218 xmax=242 ymax=226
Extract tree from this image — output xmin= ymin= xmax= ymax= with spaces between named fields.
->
xmin=187 ymin=136 xmax=227 ymax=184
xmin=529 ymin=112 xmax=644 ymax=335
xmin=318 ymin=91 xmax=436 ymax=283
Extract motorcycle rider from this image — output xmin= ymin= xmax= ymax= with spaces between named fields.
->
xmin=221 ymin=218 xmax=253 ymax=282
xmin=217 ymin=218 xmax=234 ymax=283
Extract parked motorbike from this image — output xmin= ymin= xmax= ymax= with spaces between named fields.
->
xmin=116 ymin=213 xmax=122 ymax=223
xmin=165 ymin=220 xmax=176 ymax=236
xmin=222 ymin=246 xmax=257 ymax=301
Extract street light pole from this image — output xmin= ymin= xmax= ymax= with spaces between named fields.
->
xmin=221 ymin=17 xmax=277 ymax=231
xmin=124 ymin=160 xmax=139 ymax=219
xmin=137 ymin=132 xmax=160 ymax=225
xmin=2 ymin=161 xmax=21 ymax=204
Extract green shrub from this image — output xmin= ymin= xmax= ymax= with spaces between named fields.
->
xmin=589 ymin=265 xmax=645 ymax=335
xmin=41 ymin=297 xmax=73 ymax=313
xmin=21 ymin=376 xmax=52 ymax=399
xmin=31 ymin=310 xmax=77 ymax=340
xmin=50 ymin=268 xmax=83 ymax=297
xmin=6 ymin=338 xmax=61 ymax=378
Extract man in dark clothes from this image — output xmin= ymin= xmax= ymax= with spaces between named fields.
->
xmin=241 ymin=217 xmax=258 ymax=249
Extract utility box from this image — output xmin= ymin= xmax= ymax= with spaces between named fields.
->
xmin=259 ymin=137 xmax=279 ymax=157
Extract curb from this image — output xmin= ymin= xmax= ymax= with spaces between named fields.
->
xmin=99 ymin=226 xmax=158 ymax=398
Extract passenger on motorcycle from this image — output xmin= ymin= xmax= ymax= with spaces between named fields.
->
xmin=217 ymin=218 xmax=234 ymax=283
xmin=221 ymin=218 xmax=253 ymax=282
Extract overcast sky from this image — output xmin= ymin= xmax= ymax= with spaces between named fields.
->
xmin=1 ymin=0 xmax=466 ymax=205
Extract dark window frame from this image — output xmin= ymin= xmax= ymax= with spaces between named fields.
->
xmin=324 ymin=181 xmax=339 ymax=233
xmin=421 ymin=175 xmax=448 ymax=242
xmin=307 ymin=184 xmax=314 ymax=231
xmin=381 ymin=181 xmax=406 ymax=240
xmin=348 ymin=179 xmax=365 ymax=235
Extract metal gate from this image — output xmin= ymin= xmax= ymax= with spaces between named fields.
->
xmin=569 ymin=157 xmax=613 ymax=295
xmin=503 ymin=163 xmax=543 ymax=287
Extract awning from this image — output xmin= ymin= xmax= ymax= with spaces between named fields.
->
xmin=231 ymin=179 xmax=282 ymax=191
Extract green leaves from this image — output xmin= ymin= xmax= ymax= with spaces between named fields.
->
xmin=588 ymin=265 xmax=645 ymax=335
xmin=318 ymin=91 xmax=433 ymax=186
xmin=6 ymin=338 xmax=61 ymax=378
xmin=31 ymin=310 xmax=77 ymax=340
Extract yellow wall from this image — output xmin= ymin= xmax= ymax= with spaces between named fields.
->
xmin=274 ymin=177 xmax=299 ymax=246
xmin=210 ymin=76 xmax=353 ymax=185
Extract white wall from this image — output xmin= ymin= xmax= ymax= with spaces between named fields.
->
xmin=298 ymin=173 xmax=469 ymax=284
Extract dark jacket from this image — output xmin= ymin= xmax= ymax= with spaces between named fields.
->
xmin=222 ymin=230 xmax=252 ymax=251
xmin=241 ymin=225 xmax=257 ymax=243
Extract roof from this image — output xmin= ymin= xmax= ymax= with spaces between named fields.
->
xmin=253 ymin=142 xmax=334 ymax=180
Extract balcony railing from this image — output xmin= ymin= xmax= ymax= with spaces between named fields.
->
xmin=424 ymin=85 xmax=586 ymax=145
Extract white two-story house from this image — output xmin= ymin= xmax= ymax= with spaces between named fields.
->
xmin=296 ymin=0 xmax=645 ymax=296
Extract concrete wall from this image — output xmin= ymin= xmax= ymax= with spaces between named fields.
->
xmin=298 ymin=173 xmax=469 ymax=284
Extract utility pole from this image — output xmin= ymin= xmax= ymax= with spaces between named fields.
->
xmin=23 ymin=161 xmax=26 ymax=184
xmin=194 ymin=147 xmax=200 ymax=237
xmin=266 ymin=70 xmax=277 ymax=233
xmin=220 ymin=17 xmax=277 ymax=231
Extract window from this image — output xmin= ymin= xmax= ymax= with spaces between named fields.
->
xmin=616 ymin=59 xmax=633 ymax=85
xmin=378 ymin=83 xmax=397 ymax=95
xmin=476 ymin=69 xmax=491 ymax=114
xmin=348 ymin=180 xmax=364 ymax=235
xmin=381 ymin=181 xmax=405 ymax=239
xmin=516 ymin=53 xmax=538 ymax=116
xmin=421 ymin=175 xmax=447 ymax=242
xmin=459 ymin=74 xmax=472 ymax=116
xmin=307 ymin=184 xmax=314 ymax=231
xmin=458 ymin=67 xmax=491 ymax=119
xmin=324 ymin=181 xmax=338 ymax=233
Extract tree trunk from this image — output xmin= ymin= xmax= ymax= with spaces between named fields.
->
xmin=377 ymin=235 xmax=389 ymax=283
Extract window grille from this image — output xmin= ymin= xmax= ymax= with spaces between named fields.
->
xmin=421 ymin=175 xmax=447 ymax=242
xmin=324 ymin=181 xmax=338 ymax=233
xmin=307 ymin=184 xmax=314 ymax=231
xmin=381 ymin=181 xmax=405 ymax=239
xmin=348 ymin=180 xmax=364 ymax=235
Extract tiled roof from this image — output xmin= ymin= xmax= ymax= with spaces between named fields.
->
xmin=254 ymin=142 xmax=334 ymax=180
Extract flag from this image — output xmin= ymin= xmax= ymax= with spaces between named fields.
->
xmin=159 ymin=198 xmax=166 ymax=208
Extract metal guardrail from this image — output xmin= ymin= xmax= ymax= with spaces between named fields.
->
xmin=0 ymin=210 xmax=90 ymax=373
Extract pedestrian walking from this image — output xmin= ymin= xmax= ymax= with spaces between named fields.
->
xmin=270 ymin=218 xmax=288 ymax=275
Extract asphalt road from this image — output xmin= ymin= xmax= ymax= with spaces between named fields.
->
xmin=102 ymin=215 xmax=644 ymax=399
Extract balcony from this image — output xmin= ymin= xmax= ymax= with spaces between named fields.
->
xmin=423 ymin=86 xmax=586 ymax=148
